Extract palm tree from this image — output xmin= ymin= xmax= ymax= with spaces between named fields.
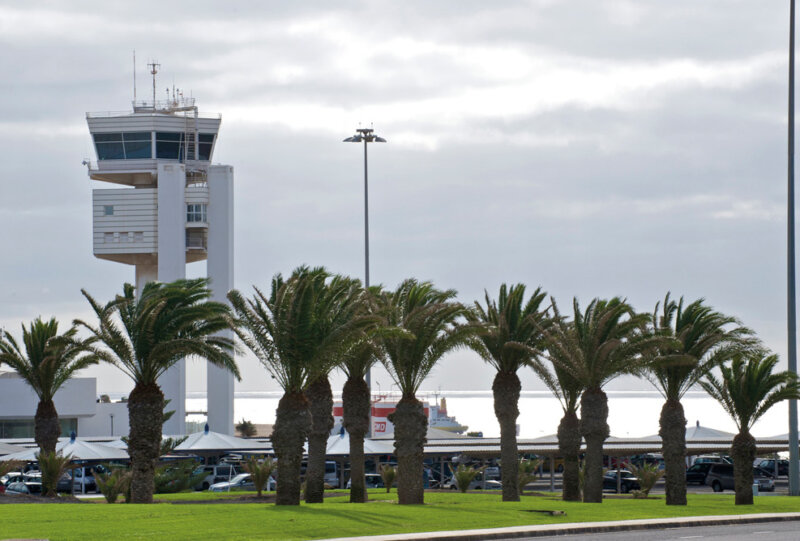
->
xmin=76 ymin=278 xmax=238 ymax=504
xmin=339 ymin=288 xmax=388 ymax=503
xmin=647 ymin=294 xmax=754 ymax=505
xmin=700 ymin=352 xmax=800 ymax=505
xmin=228 ymin=267 xmax=375 ymax=506
xmin=0 ymin=318 xmax=96 ymax=492
xmin=380 ymin=279 xmax=476 ymax=505
xmin=534 ymin=358 xmax=583 ymax=501
xmin=540 ymin=297 xmax=657 ymax=503
xmin=466 ymin=283 xmax=550 ymax=501
xmin=303 ymin=273 xmax=374 ymax=504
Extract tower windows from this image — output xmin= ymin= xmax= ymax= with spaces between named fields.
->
xmin=187 ymin=204 xmax=208 ymax=223
xmin=93 ymin=132 xmax=152 ymax=160
xmin=186 ymin=229 xmax=206 ymax=249
xmin=155 ymin=132 xmax=215 ymax=161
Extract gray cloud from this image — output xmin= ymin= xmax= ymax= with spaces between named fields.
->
xmin=0 ymin=1 xmax=795 ymax=395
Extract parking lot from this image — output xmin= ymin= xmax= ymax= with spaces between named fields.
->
xmin=520 ymin=473 xmax=790 ymax=495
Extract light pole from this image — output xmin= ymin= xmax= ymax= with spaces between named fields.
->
xmin=344 ymin=126 xmax=386 ymax=438
xmin=788 ymin=0 xmax=799 ymax=496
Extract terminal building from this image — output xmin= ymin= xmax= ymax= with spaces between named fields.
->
xmin=84 ymin=72 xmax=235 ymax=435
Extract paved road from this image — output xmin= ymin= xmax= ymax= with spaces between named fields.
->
xmin=506 ymin=521 xmax=800 ymax=540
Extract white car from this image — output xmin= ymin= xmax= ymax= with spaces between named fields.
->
xmin=209 ymin=473 xmax=275 ymax=492
xmin=346 ymin=473 xmax=385 ymax=489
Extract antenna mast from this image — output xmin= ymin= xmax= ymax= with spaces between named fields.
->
xmin=148 ymin=61 xmax=160 ymax=107
xmin=133 ymin=50 xmax=137 ymax=104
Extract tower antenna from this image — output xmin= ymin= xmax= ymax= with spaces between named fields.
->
xmin=148 ymin=60 xmax=160 ymax=106
xmin=133 ymin=50 xmax=137 ymax=104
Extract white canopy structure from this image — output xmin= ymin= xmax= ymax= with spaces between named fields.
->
xmin=324 ymin=434 xmax=394 ymax=457
xmin=172 ymin=425 xmax=269 ymax=454
xmin=0 ymin=442 xmax=26 ymax=456
xmin=0 ymin=436 xmax=129 ymax=462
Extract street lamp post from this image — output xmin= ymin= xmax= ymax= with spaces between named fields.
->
xmin=344 ymin=126 xmax=386 ymax=438
xmin=788 ymin=0 xmax=799 ymax=496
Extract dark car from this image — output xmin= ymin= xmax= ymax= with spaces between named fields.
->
xmin=706 ymin=464 xmax=775 ymax=492
xmin=686 ymin=463 xmax=713 ymax=485
xmin=757 ymin=459 xmax=789 ymax=477
xmin=602 ymin=470 xmax=641 ymax=494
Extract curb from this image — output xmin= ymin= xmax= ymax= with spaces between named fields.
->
xmin=324 ymin=512 xmax=800 ymax=540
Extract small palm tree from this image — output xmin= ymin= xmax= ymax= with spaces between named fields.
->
xmin=647 ymin=294 xmax=754 ymax=505
xmin=243 ymin=456 xmax=277 ymax=497
xmin=467 ymin=284 xmax=550 ymax=502
xmin=0 ymin=318 xmax=97 ymax=455
xmin=228 ymin=267 xmax=375 ymax=506
xmin=700 ymin=352 xmax=800 ymax=505
xmin=380 ymin=279 xmax=476 ymax=504
xmin=518 ymin=457 xmax=542 ymax=495
xmin=36 ymin=451 xmax=73 ymax=497
xmin=339 ymin=291 xmax=390 ymax=503
xmin=379 ymin=463 xmax=396 ymax=493
xmin=453 ymin=463 xmax=486 ymax=493
xmin=76 ymin=278 xmax=238 ymax=504
xmin=541 ymin=297 xmax=658 ymax=503
xmin=534 ymin=357 xmax=583 ymax=501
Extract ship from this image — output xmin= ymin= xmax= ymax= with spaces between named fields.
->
xmin=332 ymin=394 xmax=468 ymax=436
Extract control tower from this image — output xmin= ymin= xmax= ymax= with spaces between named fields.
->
xmin=85 ymin=67 xmax=235 ymax=435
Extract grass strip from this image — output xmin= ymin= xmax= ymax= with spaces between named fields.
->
xmin=1 ymin=492 xmax=799 ymax=541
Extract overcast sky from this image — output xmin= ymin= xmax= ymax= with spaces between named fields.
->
xmin=0 ymin=1 xmax=795 ymax=396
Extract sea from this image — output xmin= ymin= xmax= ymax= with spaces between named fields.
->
xmin=182 ymin=390 xmax=792 ymax=439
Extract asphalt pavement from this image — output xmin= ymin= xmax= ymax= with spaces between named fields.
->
xmin=507 ymin=520 xmax=800 ymax=540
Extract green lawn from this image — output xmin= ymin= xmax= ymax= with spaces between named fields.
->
xmin=1 ymin=492 xmax=799 ymax=541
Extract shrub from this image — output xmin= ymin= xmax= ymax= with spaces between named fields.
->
xmin=36 ymin=451 xmax=73 ymax=497
xmin=0 ymin=460 xmax=24 ymax=478
xmin=379 ymin=464 xmax=396 ymax=493
xmin=453 ymin=464 xmax=486 ymax=493
xmin=236 ymin=419 xmax=257 ymax=438
xmin=243 ymin=456 xmax=276 ymax=497
xmin=518 ymin=457 xmax=542 ymax=495
xmin=95 ymin=465 xmax=131 ymax=503
xmin=154 ymin=460 xmax=206 ymax=494
xmin=629 ymin=463 xmax=663 ymax=497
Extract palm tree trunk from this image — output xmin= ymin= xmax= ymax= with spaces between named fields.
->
xmin=558 ymin=409 xmax=581 ymax=501
xmin=343 ymin=375 xmax=370 ymax=503
xmin=35 ymin=399 xmax=60 ymax=454
xmin=388 ymin=394 xmax=427 ymax=504
xmin=580 ymin=387 xmax=609 ymax=503
xmin=732 ymin=430 xmax=756 ymax=505
xmin=305 ymin=376 xmax=334 ymax=503
xmin=272 ymin=390 xmax=311 ymax=505
xmin=659 ymin=398 xmax=687 ymax=505
xmin=493 ymin=370 xmax=520 ymax=502
xmin=127 ymin=382 xmax=164 ymax=504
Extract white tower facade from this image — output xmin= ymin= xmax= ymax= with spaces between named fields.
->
xmin=86 ymin=91 xmax=235 ymax=436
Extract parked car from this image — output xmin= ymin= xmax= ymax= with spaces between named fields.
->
xmin=5 ymin=480 xmax=43 ymax=495
xmin=602 ymin=470 xmax=641 ymax=494
xmin=631 ymin=453 xmax=665 ymax=470
xmin=346 ymin=473 xmax=385 ymax=489
xmin=693 ymin=455 xmax=732 ymax=466
xmin=756 ymin=459 xmax=789 ymax=477
xmin=443 ymin=473 xmax=501 ymax=491
xmin=686 ymin=463 xmax=713 ymax=485
xmin=70 ymin=466 xmax=98 ymax=493
xmin=705 ymin=464 xmax=775 ymax=492
xmin=209 ymin=472 xmax=275 ymax=492
xmin=194 ymin=464 xmax=240 ymax=491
